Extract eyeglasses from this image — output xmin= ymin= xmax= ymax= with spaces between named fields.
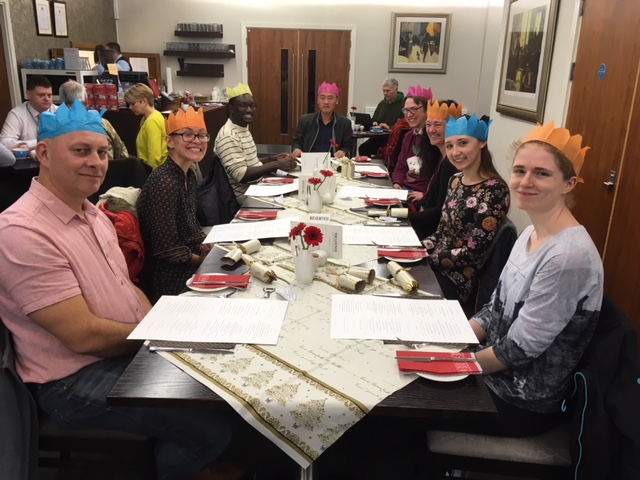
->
xmin=171 ymin=132 xmax=211 ymax=142
xmin=401 ymin=105 xmax=424 ymax=115
xmin=236 ymin=103 xmax=258 ymax=110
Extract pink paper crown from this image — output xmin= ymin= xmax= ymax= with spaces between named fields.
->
xmin=406 ymin=85 xmax=433 ymax=100
xmin=318 ymin=82 xmax=342 ymax=96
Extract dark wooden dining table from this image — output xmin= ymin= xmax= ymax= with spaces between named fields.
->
xmin=108 ymin=170 xmax=497 ymax=478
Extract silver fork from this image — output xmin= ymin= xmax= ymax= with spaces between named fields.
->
xmin=217 ymin=289 xmax=236 ymax=298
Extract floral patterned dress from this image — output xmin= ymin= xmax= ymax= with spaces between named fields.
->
xmin=423 ymin=173 xmax=510 ymax=302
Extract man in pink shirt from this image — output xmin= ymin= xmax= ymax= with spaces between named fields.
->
xmin=0 ymin=101 xmax=240 ymax=480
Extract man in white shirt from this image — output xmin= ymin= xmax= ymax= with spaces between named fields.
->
xmin=105 ymin=42 xmax=132 ymax=71
xmin=0 ymin=75 xmax=57 ymax=151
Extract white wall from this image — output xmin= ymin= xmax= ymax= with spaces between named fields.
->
xmin=487 ymin=0 xmax=582 ymax=232
xmin=117 ymin=0 xmax=583 ymax=232
xmin=117 ymin=0 xmax=497 ymax=115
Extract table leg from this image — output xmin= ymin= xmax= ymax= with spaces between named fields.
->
xmin=297 ymin=463 xmax=316 ymax=480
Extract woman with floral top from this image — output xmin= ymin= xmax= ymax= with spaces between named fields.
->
xmin=423 ymin=115 xmax=509 ymax=314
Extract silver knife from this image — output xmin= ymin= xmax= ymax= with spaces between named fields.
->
xmin=395 ymin=356 xmax=476 ymax=362
xmin=373 ymin=292 xmax=442 ymax=299
xmin=148 ymin=347 xmax=235 ymax=354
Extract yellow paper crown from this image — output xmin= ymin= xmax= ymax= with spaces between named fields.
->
xmin=522 ymin=122 xmax=590 ymax=180
xmin=165 ymin=106 xmax=207 ymax=135
xmin=226 ymin=82 xmax=252 ymax=101
xmin=427 ymin=100 xmax=463 ymax=121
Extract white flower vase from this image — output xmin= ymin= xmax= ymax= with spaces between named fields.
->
xmin=308 ymin=189 xmax=323 ymax=213
xmin=294 ymin=249 xmax=316 ymax=284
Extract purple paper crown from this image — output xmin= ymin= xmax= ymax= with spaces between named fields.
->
xmin=318 ymin=82 xmax=342 ymax=96
xmin=406 ymin=85 xmax=433 ymax=100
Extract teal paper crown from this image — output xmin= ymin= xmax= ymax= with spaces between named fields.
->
xmin=445 ymin=114 xmax=492 ymax=142
xmin=39 ymin=99 xmax=106 ymax=141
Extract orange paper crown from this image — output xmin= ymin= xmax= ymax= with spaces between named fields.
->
xmin=427 ymin=100 xmax=463 ymax=121
xmin=522 ymin=122 xmax=590 ymax=180
xmin=165 ymin=106 xmax=207 ymax=135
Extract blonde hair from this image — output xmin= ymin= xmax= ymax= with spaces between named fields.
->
xmin=123 ymin=83 xmax=154 ymax=106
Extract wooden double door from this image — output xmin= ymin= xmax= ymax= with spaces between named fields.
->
xmin=246 ymin=28 xmax=351 ymax=145
xmin=565 ymin=0 xmax=640 ymax=329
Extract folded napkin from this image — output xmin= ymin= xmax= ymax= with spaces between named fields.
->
xmin=191 ymin=274 xmax=251 ymax=289
xmin=365 ymin=198 xmax=401 ymax=205
xmin=262 ymin=177 xmax=295 ymax=184
xmin=378 ymin=247 xmax=427 ymax=259
xmin=237 ymin=210 xmax=278 ymax=220
xmin=396 ymin=350 xmax=483 ymax=375
xmin=360 ymin=171 xmax=389 ymax=178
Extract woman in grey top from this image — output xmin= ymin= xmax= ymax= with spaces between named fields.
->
xmin=468 ymin=122 xmax=603 ymax=436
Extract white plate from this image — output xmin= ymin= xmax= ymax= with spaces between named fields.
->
xmin=404 ymin=344 xmax=469 ymax=382
xmin=384 ymin=256 xmax=424 ymax=264
xmin=186 ymin=274 xmax=232 ymax=293
xmin=416 ymin=372 xmax=469 ymax=382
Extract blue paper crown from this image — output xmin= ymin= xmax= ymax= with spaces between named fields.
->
xmin=445 ymin=114 xmax=492 ymax=142
xmin=39 ymin=100 xmax=106 ymax=141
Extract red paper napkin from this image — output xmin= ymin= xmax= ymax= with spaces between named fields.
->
xmin=262 ymin=177 xmax=295 ymax=184
xmin=237 ymin=210 xmax=278 ymax=220
xmin=377 ymin=248 xmax=427 ymax=259
xmin=396 ymin=350 xmax=483 ymax=375
xmin=191 ymin=274 xmax=251 ymax=289
xmin=365 ymin=198 xmax=401 ymax=205
xmin=360 ymin=171 xmax=389 ymax=178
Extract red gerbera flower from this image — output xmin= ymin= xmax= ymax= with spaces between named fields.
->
xmin=308 ymin=177 xmax=323 ymax=186
xmin=303 ymin=226 xmax=324 ymax=247
xmin=319 ymin=169 xmax=334 ymax=177
xmin=289 ymin=222 xmax=306 ymax=240
xmin=330 ymin=139 xmax=340 ymax=149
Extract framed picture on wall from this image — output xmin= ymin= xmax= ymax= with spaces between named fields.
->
xmin=496 ymin=0 xmax=560 ymax=122
xmin=388 ymin=13 xmax=451 ymax=74
xmin=53 ymin=1 xmax=68 ymax=38
xmin=33 ymin=0 xmax=53 ymax=36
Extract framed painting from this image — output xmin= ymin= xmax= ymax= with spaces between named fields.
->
xmin=496 ymin=0 xmax=560 ymax=122
xmin=53 ymin=1 xmax=68 ymax=38
xmin=388 ymin=13 xmax=451 ymax=74
xmin=33 ymin=0 xmax=53 ymax=36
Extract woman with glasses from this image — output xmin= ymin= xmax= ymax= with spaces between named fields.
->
xmin=124 ymin=83 xmax=168 ymax=169
xmin=406 ymin=100 xmax=462 ymax=240
xmin=423 ymin=114 xmax=509 ymax=316
xmin=390 ymin=85 xmax=436 ymax=193
xmin=137 ymin=106 xmax=212 ymax=302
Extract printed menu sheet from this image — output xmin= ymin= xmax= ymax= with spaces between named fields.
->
xmin=128 ymin=296 xmax=288 ymax=345
xmin=330 ymin=295 xmax=478 ymax=344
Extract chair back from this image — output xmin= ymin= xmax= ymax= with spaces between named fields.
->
xmin=196 ymin=154 xmax=240 ymax=226
xmin=88 ymin=157 xmax=149 ymax=204
xmin=380 ymin=118 xmax=410 ymax=173
xmin=474 ymin=217 xmax=518 ymax=312
xmin=0 ymin=319 xmax=39 ymax=480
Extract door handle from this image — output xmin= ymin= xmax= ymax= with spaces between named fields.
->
xmin=603 ymin=170 xmax=617 ymax=188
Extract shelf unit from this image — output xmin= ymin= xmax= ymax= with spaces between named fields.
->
xmin=174 ymin=31 xmax=223 ymax=38
xmin=163 ymin=50 xmax=235 ymax=59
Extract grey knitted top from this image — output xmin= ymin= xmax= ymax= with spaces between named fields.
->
xmin=474 ymin=225 xmax=603 ymax=413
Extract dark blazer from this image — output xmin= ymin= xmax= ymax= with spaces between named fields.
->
xmin=292 ymin=112 xmax=353 ymax=157
xmin=566 ymin=296 xmax=640 ymax=480
xmin=409 ymin=157 xmax=458 ymax=240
